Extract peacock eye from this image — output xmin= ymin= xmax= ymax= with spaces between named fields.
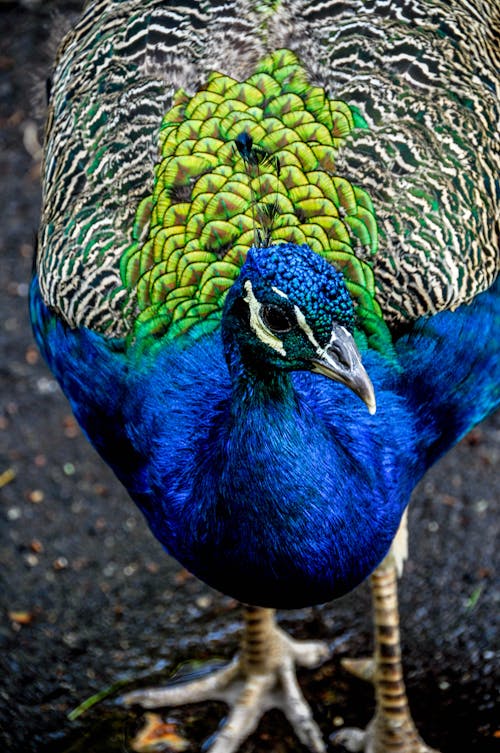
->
xmin=261 ymin=304 xmax=293 ymax=334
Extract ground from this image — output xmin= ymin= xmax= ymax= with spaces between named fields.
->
xmin=0 ymin=3 xmax=498 ymax=753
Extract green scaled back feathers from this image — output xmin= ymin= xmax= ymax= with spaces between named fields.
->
xmin=121 ymin=50 xmax=392 ymax=352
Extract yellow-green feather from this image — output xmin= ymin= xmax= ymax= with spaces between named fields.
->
xmin=121 ymin=49 xmax=391 ymax=350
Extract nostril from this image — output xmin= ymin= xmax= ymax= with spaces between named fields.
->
xmin=328 ymin=343 xmax=350 ymax=369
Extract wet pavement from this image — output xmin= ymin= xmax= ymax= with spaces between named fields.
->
xmin=0 ymin=3 xmax=498 ymax=752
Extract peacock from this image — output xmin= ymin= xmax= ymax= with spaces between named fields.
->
xmin=30 ymin=0 xmax=499 ymax=751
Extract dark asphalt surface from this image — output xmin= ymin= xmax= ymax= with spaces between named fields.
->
xmin=0 ymin=3 xmax=499 ymax=752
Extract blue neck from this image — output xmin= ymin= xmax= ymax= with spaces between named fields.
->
xmin=164 ymin=371 xmax=409 ymax=607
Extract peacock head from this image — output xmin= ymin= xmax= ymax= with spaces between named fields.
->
xmin=222 ymin=243 xmax=376 ymax=413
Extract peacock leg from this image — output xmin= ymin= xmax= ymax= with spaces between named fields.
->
xmin=122 ymin=604 xmax=329 ymax=753
xmin=333 ymin=523 xmax=439 ymax=753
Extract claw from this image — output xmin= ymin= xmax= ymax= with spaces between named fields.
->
xmin=341 ymin=656 xmax=375 ymax=683
xmin=331 ymin=725 xmax=367 ymax=752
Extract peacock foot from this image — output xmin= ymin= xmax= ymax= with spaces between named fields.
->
xmin=330 ymin=549 xmax=440 ymax=753
xmin=331 ymin=714 xmax=440 ymax=753
xmin=121 ymin=607 xmax=330 ymax=753
xmin=331 ymin=657 xmax=439 ymax=753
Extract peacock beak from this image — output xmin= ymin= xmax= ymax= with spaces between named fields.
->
xmin=310 ymin=326 xmax=376 ymax=415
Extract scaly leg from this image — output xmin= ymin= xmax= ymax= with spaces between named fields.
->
xmin=334 ymin=513 xmax=439 ymax=753
xmin=122 ymin=605 xmax=329 ymax=753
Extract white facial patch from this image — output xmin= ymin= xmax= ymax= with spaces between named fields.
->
xmin=271 ymin=286 xmax=289 ymax=299
xmin=293 ymin=305 xmax=321 ymax=350
xmin=243 ymin=280 xmax=287 ymax=356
